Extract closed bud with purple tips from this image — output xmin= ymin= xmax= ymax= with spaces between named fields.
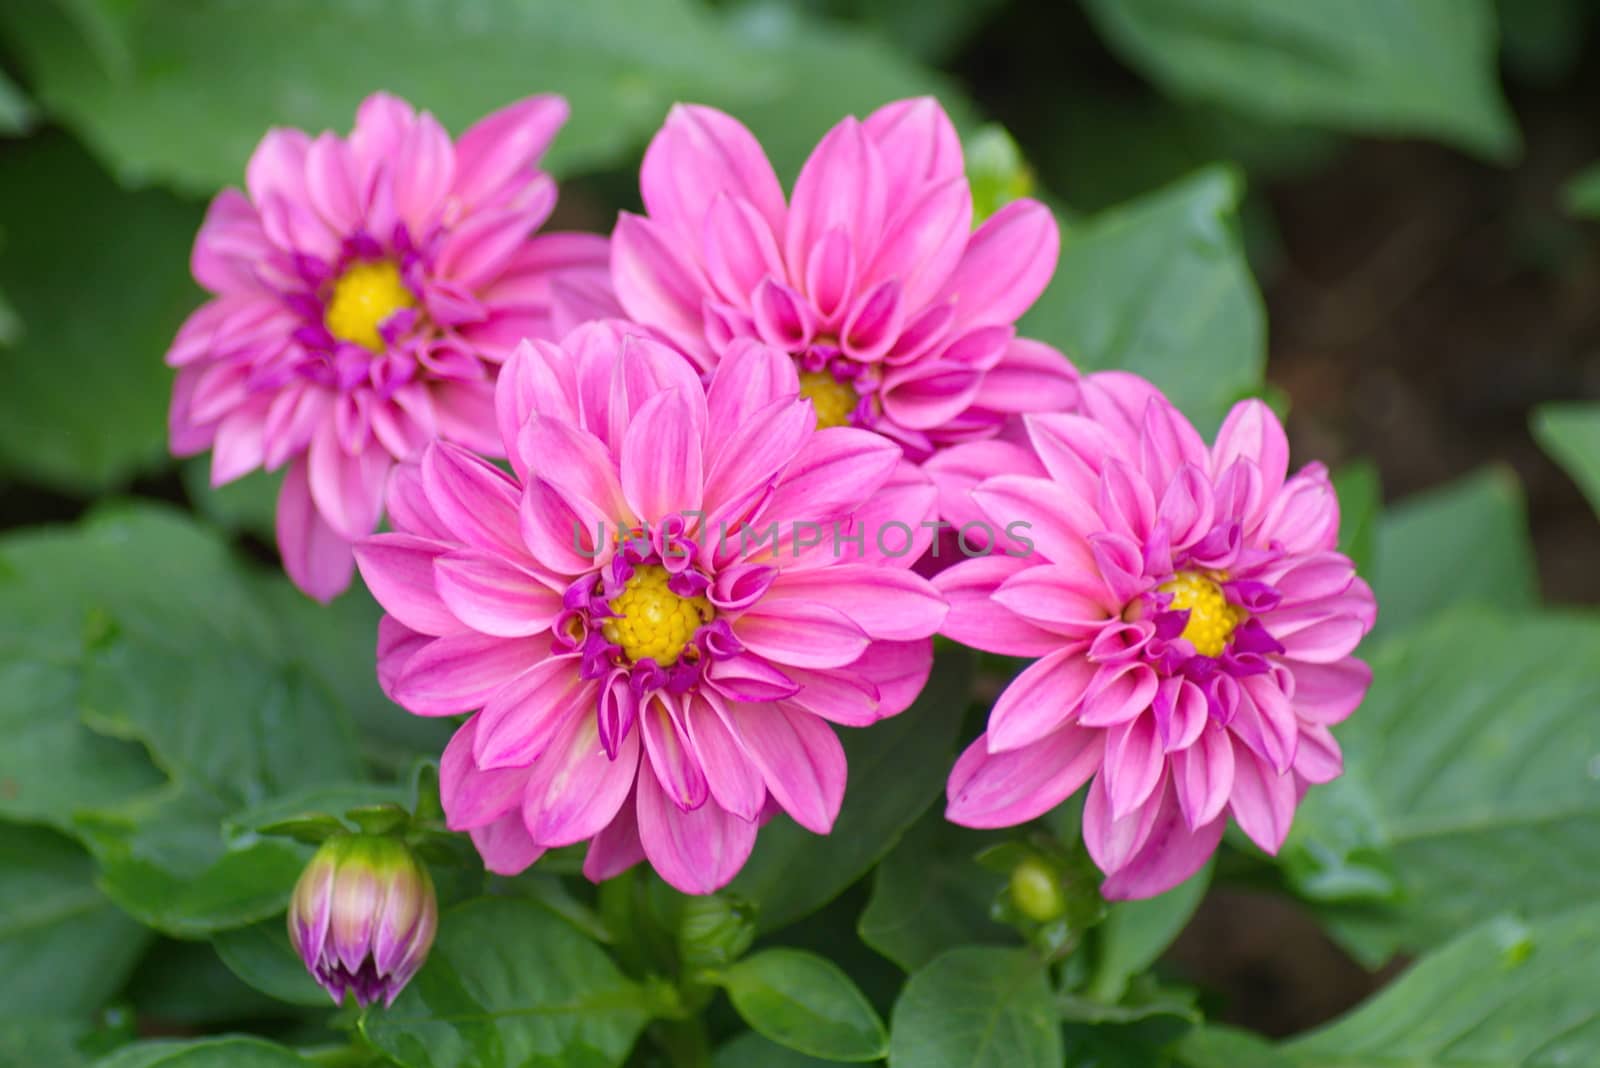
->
xmin=288 ymin=833 xmax=438 ymax=1008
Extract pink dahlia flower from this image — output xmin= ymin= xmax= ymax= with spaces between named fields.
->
xmin=167 ymin=92 xmax=618 ymax=601
xmin=355 ymin=322 xmax=947 ymax=893
xmin=611 ymin=97 xmax=1078 ymax=461
xmin=936 ymin=373 xmax=1376 ymax=899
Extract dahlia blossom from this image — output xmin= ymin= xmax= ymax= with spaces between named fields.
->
xmin=937 ymin=373 xmax=1376 ymax=899
xmin=168 ymin=92 xmax=617 ymax=600
xmin=612 ymin=97 xmax=1078 ymax=460
xmin=288 ymin=833 xmax=438 ymax=1008
xmin=355 ymin=323 xmax=946 ymax=893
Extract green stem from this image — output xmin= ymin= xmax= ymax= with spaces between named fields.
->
xmin=650 ymin=1015 xmax=712 ymax=1068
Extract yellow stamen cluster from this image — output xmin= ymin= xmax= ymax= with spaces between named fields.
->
xmin=1159 ymin=571 xmax=1243 ymax=658
xmin=799 ymin=371 xmax=859 ymax=429
xmin=602 ymin=565 xmax=714 ymax=666
xmin=324 ymin=261 xmax=415 ymax=352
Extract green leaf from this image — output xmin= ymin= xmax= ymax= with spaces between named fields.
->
xmin=858 ymin=813 xmax=1009 ymax=973
xmin=0 ymin=132 xmax=199 ymax=492
xmin=0 ymin=822 xmax=149 ymax=1014
xmin=1086 ymin=862 xmax=1211 ymax=1003
xmin=889 ymin=947 xmax=1062 ymax=1068
xmin=1283 ymin=906 xmax=1600 ymax=1067
xmin=0 ymin=0 xmax=764 ymax=194
xmin=126 ymin=938 xmax=290 ymax=1024
xmin=1498 ymin=0 xmax=1590 ymax=85
xmin=1563 ymin=161 xmax=1600 ymax=219
xmin=1081 ymin=0 xmax=1518 ymax=161
xmin=718 ymin=949 xmax=888 ymax=1062
xmin=0 ymin=504 xmax=370 ymax=935
xmin=0 ymin=1016 xmax=99 ymax=1068
xmin=213 ymin=919 xmax=329 ymax=1008
xmin=1176 ymin=1026 xmax=1289 ymax=1068
xmin=91 ymin=1038 xmax=316 ymax=1068
xmin=716 ymin=2 xmax=975 ymax=179
xmin=1331 ymin=461 xmax=1381 ymax=578
xmin=361 ymin=897 xmax=650 ymax=1068
xmin=731 ymin=649 xmax=971 ymax=933
xmin=1021 ymin=167 xmax=1265 ymax=434
xmin=1369 ymin=467 xmax=1538 ymax=638
xmin=712 ymin=1032 xmax=844 ymax=1068
xmin=75 ymin=789 xmax=311 ymax=939
xmin=1532 ymin=402 xmax=1600 ymax=517
xmin=801 ymin=0 xmax=1007 ymax=63
xmin=1288 ymin=610 xmax=1600 ymax=963
xmin=0 ymin=68 xmax=33 ymax=134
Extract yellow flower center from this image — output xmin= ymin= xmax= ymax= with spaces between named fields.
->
xmin=601 ymin=565 xmax=714 ymax=666
xmin=1159 ymin=571 xmax=1243 ymax=658
xmin=324 ymin=261 xmax=415 ymax=352
xmin=799 ymin=371 xmax=859 ymax=429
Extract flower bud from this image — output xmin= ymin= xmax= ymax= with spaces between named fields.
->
xmin=288 ymin=834 xmax=438 ymax=1008
xmin=1009 ymin=856 xmax=1066 ymax=923
xmin=677 ymin=892 xmax=757 ymax=974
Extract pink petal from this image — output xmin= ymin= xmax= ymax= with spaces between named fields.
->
xmin=641 ymin=104 xmax=787 ymax=240
xmin=523 ymin=710 xmax=640 ymax=847
xmin=621 ymin=389 xmax=703 ymax=522
xmin=453 ymin=94 xmax=568 ymax=207
xmin=932 ymin=556 xmax=1063 ymax=657
xmin=934 ymin=199 xmax=1059 ymax=328
xmin=992 ymin=564 xmax=1113 ymax=637
xmin=473 ymin=654 xmax=592 ymax=769
xmin=849 ymin=639 xmax=932 ymax=719
xmin=684 ymin=691 xmax=766 ymax=821
xmin=705 ymin=339 xmax=800 ymax=443
xmin=762 ymin=566 xmax=946 ymax=642
xmin=245 ymin=128 xmax=311 ymax=211
xmin=970 ymin=474 xmax=1099 ymax=571
xmin=1172 ymin=724 xmax=1235 ymax=828
xmin=778 ymin=669 xmax=879 ymax=728
xmin=392 ymin=110 xmax=456 ymax=237
xmin=1228 ymin=747 xmax=1298 ymax=854
xmin=1078 ymin=662 xmax=1159 ymax=728
xmin=1102 ymin=715 xmax=1165 ymax=819
xmin=734 ymin=601 xmax=872 ymax=669
xmin=276 ymin=457 xmax=355 ymax=602
xmin=945 ymin=725 xmax=1103 ymax=828
xmin=422 ymin=440 xmax=528 ymax=559
xmin=785 ymin=117 xmax=887 ymax=278
xmin=1287 ymin=658 xmax=1372 ymax=725
xmin=392 ymin=632 xmax=551 ymax=717
xmin=1293 ymin=723 xmax=1344 ymax=784
xmin=758 ymin=427 xmax=900 ymax=530
xmin=1081 ymin=771 xmax=1164 ymax=877
xmin=375 ymin=617 xmax=428 ymax=703
xmin=355 ymin=534 xmax=460 ymax=637
xmin=986 ymin=648 xmax=1096 ymax=753
xmin=863 ymin=97 xmax=964 ymax=191
xmin=440 ymin=717 xmax=530 ymax=830
xmin=701 ymin=193 xmax=786 ymax=306
xmin=804 ymin=226 xmax=856 ymax=323
xmin=521 ymin=414 xmax=632 ymax=521
xmin=470 ymin=810 xmax=546 ymax=877
xmin=1212 ymin=399 xmax=1289 ymax=501
xmin=306 ymin=420 xmax=390 ymax=541
xmin=636 ymin=773 xmax=759 ymax=895
xmin=642 ymin=694 xmax=710 ymax=811
xmin=612 ymin=212 xmax=706 ymax=338
xmin=434 ymin=549 xmax=563 ymax=638
xmin=1099 ymin=784 xmax=1224 ymax=901
xmin=723 ymin=702 xmax=846 ymax=834
xmin=582 ymin=791 xmax=646 ymax=883
xmin=967 ymin=338 xmax=1080 ymax=416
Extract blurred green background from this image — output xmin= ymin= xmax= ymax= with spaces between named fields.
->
xmin=3 ymin=0 xmax=1600 ymax=1064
